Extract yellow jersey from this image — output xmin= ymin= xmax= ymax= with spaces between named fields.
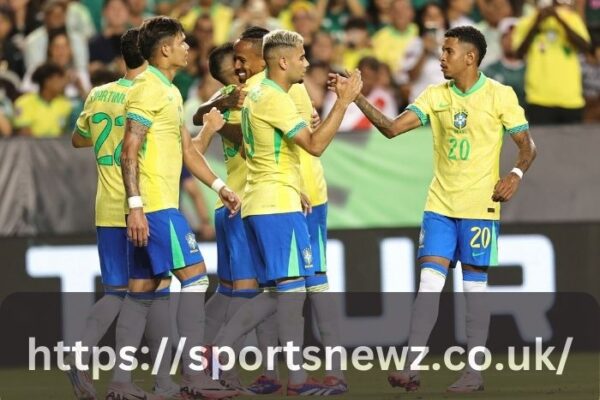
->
xmin=14 ymin=93 xmax=71 ymax=138
xmin=125 ymin=66 xmax=184 ymax=213
xmin=372 ymin=24 xmax=418 ymax=72
xmin=217 ymin=71 xmax=265 ymax=209
xmin=241 ymin=78 xmax=308 ymax=217
xmin=406 ymin=73 xmax=528 ymax=220
xmin=288 ymin=83 xmax=328 ymax=206
xmin=76 ymin=78 xmax=133 ymax=227
xmin=512 ymin=7 xmax=590 ymax=108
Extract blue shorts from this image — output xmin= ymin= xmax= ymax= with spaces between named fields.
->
xmin=417 ymin=211 xmax=499 ymax=267
xmin=306 ymin=203 xmax=328 ymax=273
xmin=128 ymin=208 xmax=204 ymax=279
xmin=243 ymin=211 xmax=314 ymax=283
xmin=215 ymin=206 xmax=256 ymax=282
xmin=97 ymin=227 xmax=129 ymax=287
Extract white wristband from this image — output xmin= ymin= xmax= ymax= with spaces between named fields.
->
xmin=510 ymin=167 xmax=524 ymax=179
xmin=128 ymin=196 xmax=143 ymax=209
xmin=211 ymin=178 xmax=226 ymax=194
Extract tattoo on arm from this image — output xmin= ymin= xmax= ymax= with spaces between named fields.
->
xmin=355 ymin=96 xmax=394 ymax=137
xmin=513 ymin=131 xmax=537 ymax=173
xmin=121 ymin=119 xmax=148 ymax=197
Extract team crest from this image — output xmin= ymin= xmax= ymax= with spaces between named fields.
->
xmin=185 ymin=233 xmax=199 ymax=253
xmin=302 ymin=248 xmax=313 ymax=268
xmin=453 ymin=112 xmax=468 ymax=130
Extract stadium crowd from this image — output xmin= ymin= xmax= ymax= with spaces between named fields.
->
xmin=0 ymin=0 xmax=598 ymax=138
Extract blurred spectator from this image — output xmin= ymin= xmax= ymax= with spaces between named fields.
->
xmin=443 ymin=0 xmax=476 ymax=27
xmin=366 ymin=0 xmax=392 ymax=32
xmin=175 ymin=0 xmax=234 ymax=45
xmin=88 ymin=0 xmax=130 ymax=73
xmin=269 ymin=0 xmax=292 ymax=29
xmin=183 ymin=70 xmax=221 ymax=134
xmin=290 ymin=0 xmax=320 ymax=52
xmin=484 ymin=17 xmax=526 ymax=106
xmin=191 ymin=14 xmax=215 ymax=73
xmin=174 ymin=35 xmax=200 ymax=101
xmin=477 ymin=0 xmax=516 ymax=68
xmin=13 ymin=62 xmax=71 ymax=137
xmin=303 ymin=60 xmax=330 ymax=112
xmin=342 ymin=17 xmax=373 ymax=70
xmin=44 ymin=29 xmax=89 ymax=99
xmin=577 ymin=0 xmax=600 ymax=51
xmin=513 ymin=0 xmax=591 ymax=124
xmin=581 ymin=40 xmax=600 ymax=121
xmin=308 ymin=29 xmax=342 ymax=69
xmin=24 ymin=0 xmax=88 ymax=74
xmin=229 ymin=0 xmax=282 ymax=40
xmin=323 ymin=56 xmax=396 ymax=131
xmin=372 ymin=0 xmax=418 ymax=78
xmin=0 ymin=72 xmax=19 ymax=136
xmin=66 ymin=0 xmax=96 ymax=40
xmin=0 ymin=5 xmax=25 ymax=78
xmin=9 ymin=0 xmax=40 ymax=37
xmin=89 ymin=66 xmax=120 ymax=86
xmin=128 ymin=0 xmax=154 ymax=27
xmin=398 ymin=2 xmax=448 ymax=103
xmin=319 ymin=0 xmax=366 ymax=39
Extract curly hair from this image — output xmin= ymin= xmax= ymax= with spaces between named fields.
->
xmin=445 ymin=25 xmax=487 ymax=66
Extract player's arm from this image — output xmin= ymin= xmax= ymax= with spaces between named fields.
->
xmin=120 ymin=119 xmax=149 ymax=247
xmin=492 ymin=130 xmax=537 ymax=202
xmin=552 ymin=8 xmax=591 ymax=53
xmin=328 ymin=73 xmax=421 ymax=138
xmin=182 ymin=114 xmax=241 ymax=215
xmin=191 ymin=85 xmax=246 ymax=125
xmin=293 ymin=71 xmax=363 ymax=156
xmin=515 ymin=9 xmax=550 ymax=58
xmin=191 ymin=107 xmax=222 ymax=154
xmin=71 ymin=128 xmax=92 ymax=148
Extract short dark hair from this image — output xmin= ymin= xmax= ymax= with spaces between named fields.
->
xmin=103 ymin=0 xmax=126 ymax=9
xmin=90 ymin=67 xmax=121 ymax=86
xmin=357 ymin=56 xmax=380 ymax=72
xmin=345 ymin=17 xmax=369 ymax=31
xmin=32 ymin=62 xmax=65 ymax=88
xmin=239 ymin=26 xmax=269 ymax=41
xmin=445 ymin=25 xmax=487 ymax=66
xmin=120 ymin=28 xmax=145 ymax=69
xmin=208 ymin=42 xmax=234 ymax=85
xmin=138 ymin=16 xmax=184 ymax=61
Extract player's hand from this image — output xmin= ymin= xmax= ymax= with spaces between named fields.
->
xmin=219 ymin=186 xmax=241 ymax=217
xmin=219 ymin=85 xmax=247 ymax=110
xmin=300 ymin=192 xmax=312 ymax=216
xmin=127 ymin=208 xmax=149 ymax=247
xmin=492 ymin=172 xmax=521 ymax=202
xmin=326 ymin=72 xmax=348 ymax=94
xmin=336 ymin=70 xmax=363 ymax=107
xmin=203 ymin=107 xmax=226 ymax=132
xmin=311 ymin=108 xmax=321 ymax=130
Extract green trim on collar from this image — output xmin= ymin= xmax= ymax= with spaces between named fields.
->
xmin=262 ymin=78 xmax=286 ymax=93
xmin=117 ymin=78 xmax=133 ymax=87
xmin=148 ymin=66 xmax=172 ymax=86
xmin=450 ymin=72 xmax=487 ymax=97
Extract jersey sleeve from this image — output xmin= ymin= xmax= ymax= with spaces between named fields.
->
xmin=125 ymin=80 xmax=158 ymax=128
xmin=498 ymin=85 xmax=529 ymax=135
xmin=405 ymin=85 xmax=433 ymax=126
xmin=266 ymin=92 xmax=308 ymax=139
xmin=559 ymin=9 xmax=591 ymax=43
xmin=75 ymin=89 xmax=94 ymax=138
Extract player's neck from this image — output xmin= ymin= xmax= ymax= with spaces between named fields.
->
xmin=266 ymin=70 xmax=292 ymax=92
xmin=452 ymin=70 xmax=481 ymax=93
xmin=124 ymin=65 xmax=146 ymax=81
xmin=150 ymin=62 xmax=177 ymax=83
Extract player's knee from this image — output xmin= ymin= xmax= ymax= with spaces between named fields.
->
xmin=174 ymin=262 xmax=207 ymax=281
xmin=128 ymin=278 xmax=160 ymax=293
xmin=232 ymin=278 xmax=258 ymax=291
xmin=418 ymin=262 xmax=448 ymax=293
xmin=418 ymin=256 xmax=451 ymax=268
xmin=306 ymin=273 xmax=329 ymax=293
xmin=462 ymin=268 xmax=488 ymax=292
xmin=179 ymin=273 xmax=209 ymax=293
xmin=232 ymin=287 xmax=260 ymax=298
xmin=104 ymin=285 xmax=127 ymax=299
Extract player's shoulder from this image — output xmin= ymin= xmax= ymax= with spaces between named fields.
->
xmin=483 ymin=74 xmax=517 ymax=98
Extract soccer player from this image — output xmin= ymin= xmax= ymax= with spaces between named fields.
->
xmin=330 ymin=26 xmax=537 ymax=392
xmin=70 ymin=28 xmax=185 ymax=400
xmin=239 ymin=29 xmax=361 ymax=395
xmin=106 ymin=17 xmax=240 ymax=400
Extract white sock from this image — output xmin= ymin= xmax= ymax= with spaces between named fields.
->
xmin=178 ymin=274 xmax=209 ymax=376
xmin=79 ymin=292 xmax=124 ymax=365
xmin=463 ymin=270 xmax=489 ymax=374
xmin=407 ymin=263 xmax=448 ymax=366
xmin=145 ymin=287 xmax=173 ymax=389
xmin=112 ymin=293 xmax=153 ymax=383
xmin=256 ymin=313 xmax=279 ymax=380
xmin=204 ymin=286 xmax=232 ymax=343
xmin=276 ymin=280 xmax=307 ymax=385
xmin=307 ymin=275 xmax=344 ymax=380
